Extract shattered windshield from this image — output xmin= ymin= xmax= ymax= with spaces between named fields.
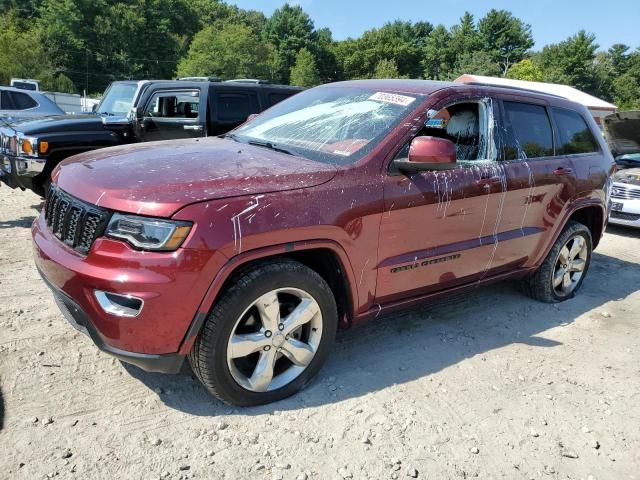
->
xmin=233 ymin=87 xmax=423 ymax=164
xmin=96 ymin=83 xmax=138 ymax=116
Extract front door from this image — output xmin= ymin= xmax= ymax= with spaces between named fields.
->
xmin=136 ymin=87 xmax=207 ymax=142
xmin=376 ymin=97 xmax=509 ymax=303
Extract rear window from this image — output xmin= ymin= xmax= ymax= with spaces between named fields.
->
xmin=216 ymin=92 xmax=260 ymax=122
xmin=1 ymin=90 xmax=38 ymax=110
xmin=503 ymin=102 xmax=554 ymax=159
xmin=553 ymin=108 xmax=598 ymax=155
xmin=267 ymin=92 xmax=292 ymax=107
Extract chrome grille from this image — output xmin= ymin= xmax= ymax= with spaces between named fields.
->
xmin=611 ymin=184 xmax=640 ymax=200
xmin=44 ymin=186 xmax=110 ymax=254
xmin=0 ymin=129 xmax=14 ymax=155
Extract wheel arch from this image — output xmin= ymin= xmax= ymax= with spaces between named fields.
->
xmin=178 ymin=240 xmax=358 ymax=355
xmin=566 ymin=203 xmax=606 ymax=248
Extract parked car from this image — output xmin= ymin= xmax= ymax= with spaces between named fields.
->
xmin=1 ymin=79 xmax=302 ymax=196
xmin=0 ymin=86 xmax=65 ymax=118
xmin=33 ymin=79 xmax=613 ymax=406
xmin=10 ymin=78 xmax=40 ymax=91
xmin=42 ymin=91 xmax=99 ymax=114
xmin=604 ymin=111 xmax=640 ymax=228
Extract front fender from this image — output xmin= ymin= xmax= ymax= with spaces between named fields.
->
xmin=176 ymin=238 xmax=359 ymax=355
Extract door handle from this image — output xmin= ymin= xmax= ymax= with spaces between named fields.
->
xmin=553 ymin=167 xmax=573 ymax=175
xmin=476 ymin=176 xmax=501 ymax=186
xmin=183 ymin=125 xmax=204 ymax=131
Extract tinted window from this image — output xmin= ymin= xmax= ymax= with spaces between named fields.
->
xmin=267 ymin=92 xmax=291 ymax=107
xmin=12 ymin=92 xmax=38 ymax=109
xmin=503 ymin=102 xmax=554 ymax=159
xmin=1 ymin=90 xmax=37 ymax=110
xmin=553 ymin=108 xmax=598 ymax=155
xmin=216 ymin=93 xmax=260 ymax=122
xmin=11 ymin=81 xmax=38 ymax=91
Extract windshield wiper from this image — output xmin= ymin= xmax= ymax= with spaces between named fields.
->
xmin=247 ymin=140 xmax=295 ymax=156
xmin=222 ymin=132 xmax=240 ymax=142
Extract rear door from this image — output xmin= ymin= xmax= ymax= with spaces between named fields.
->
xmin=490 ymin=97 xmax=577 ymax=268
xmin=209 ymin=88 xmax=261 ymax=136
xmin=136 ymin=86 xmax=207 ymax=142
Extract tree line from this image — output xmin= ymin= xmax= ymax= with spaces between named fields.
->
xmin=1 ymin=0 xmax=638 ymax=109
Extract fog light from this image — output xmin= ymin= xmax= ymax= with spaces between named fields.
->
xmin=94 ymin=290 xmax=144 ymax=317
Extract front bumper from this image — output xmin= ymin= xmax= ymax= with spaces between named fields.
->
xmin=609 ymin=184 xmax=640 ymax=228
xmin=32 ymin=211 xmax=216 ymax=367
xmin=39 ymin=269 xmax=185 ymax=373
xmin=0 ymin=153 xmax=45 ymax=190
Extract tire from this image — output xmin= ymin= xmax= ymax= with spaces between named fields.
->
xmin=522 ymin=220 xmax=592 ymax=303
xmin=189 ymin=259 xmax=338 ymax=406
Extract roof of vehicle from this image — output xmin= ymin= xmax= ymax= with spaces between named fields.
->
xmin=112 ymin=79 xmax=301 ymax=89
xmin=455 ymin=74 xmax=617 ymax=110
xmin=324 ymin=79 xmax=595 ymax=111
xmin=324 ymin=79 xmax=456 ymax=95
xmin=0 ymin=85 xmax=48 ymax=95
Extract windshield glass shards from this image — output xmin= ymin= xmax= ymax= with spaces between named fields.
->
xmin=233 ymin=87 xmax=423 ymax=164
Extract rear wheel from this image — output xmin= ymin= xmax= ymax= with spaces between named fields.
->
xmin=523 ymin=221 xmax=592 ymax=303
xmin=189 ymin=259 xmax=337 ymax=406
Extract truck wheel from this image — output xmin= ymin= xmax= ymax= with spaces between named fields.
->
xmin=522 ymin=221 xmax=592 ymax=303
xmin=189 ymin=259 xmax=338 ymax=406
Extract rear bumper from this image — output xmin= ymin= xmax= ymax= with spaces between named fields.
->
xmin=39 ymin=269 xmax=185 ymax=373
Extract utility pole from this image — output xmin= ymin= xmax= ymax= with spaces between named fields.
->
xmin=85 ymin=48 xmax=89 ymax=95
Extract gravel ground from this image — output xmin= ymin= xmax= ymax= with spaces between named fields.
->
xmin=1 ymin=186 xmax=639 ymax=480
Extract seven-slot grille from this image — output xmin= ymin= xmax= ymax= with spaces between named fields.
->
xmin=611 ymin=184 xmax=640 ymax=200
xmin=44 ymin=186 xmax=110 ymax=254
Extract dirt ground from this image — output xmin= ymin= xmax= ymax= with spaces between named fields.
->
xmin=0 ymin=185 xmax=638 ymax=480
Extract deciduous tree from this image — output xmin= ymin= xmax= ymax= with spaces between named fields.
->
xmin=177 ymin=23 xmax=272 ymax=80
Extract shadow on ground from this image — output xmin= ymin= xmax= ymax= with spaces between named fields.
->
xmin=606 ymin=224 xmax=640 ymax=239
xmin=0 ymin=216 xmax=36 ymax=229
xmin=0 ymin=382 xmax=4 ymax=431
xmin=123 ymin=248 xmax=639 ymax=416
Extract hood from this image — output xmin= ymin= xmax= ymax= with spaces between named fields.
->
xmin=604 ymin=111 xmax=640 ymax=157
xmin=54 ymin=137 xmax=338 ymax=217
xmin=0 ymin=114 xmax=106 ymax=134
xmin=613 ymin=167 xmax=640 ymax=187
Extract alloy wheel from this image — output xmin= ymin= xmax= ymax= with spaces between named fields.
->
xmin=552 ymin=235 xmax=588 ymax=296
xmin=226 ymin=288 xmax=323 ymax=392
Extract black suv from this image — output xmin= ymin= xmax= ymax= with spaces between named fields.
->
xmin=0 ymin=79 xmax=302 ymax=196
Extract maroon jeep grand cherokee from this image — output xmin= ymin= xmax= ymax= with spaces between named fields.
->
xmin=32 ymin=80 xmax=614 ymax=405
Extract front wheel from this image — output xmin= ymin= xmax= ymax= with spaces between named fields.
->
xmin=189 ymin=259 xmax=338 ymax=406
xmin=522 ymin=220 xmax=592 ymax=303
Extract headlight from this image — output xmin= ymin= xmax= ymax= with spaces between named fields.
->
xmin=106 ymin=214 xmax=192 ymax=251
xmin=17 ymin=135 xmax=39 ymax=157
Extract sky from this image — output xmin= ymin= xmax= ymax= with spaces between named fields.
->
xmin=226 ymin=0 xmax=639 ymax=50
